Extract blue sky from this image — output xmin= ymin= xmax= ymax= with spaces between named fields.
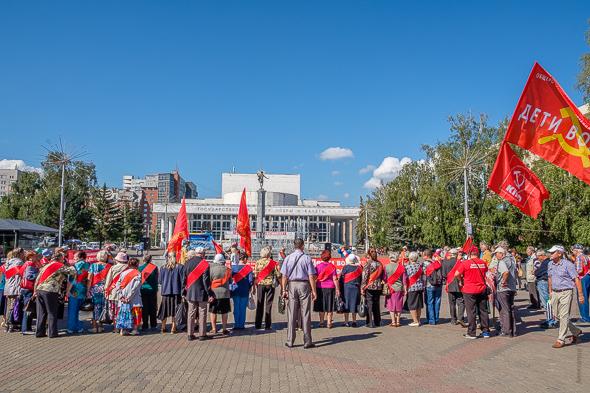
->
xmin=0 ymin=1 xmax=588 ymax=204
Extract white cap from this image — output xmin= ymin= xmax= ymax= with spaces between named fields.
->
xmin=345 ymin=254 xmax=359 ymax=264
xmin=548 ymin=245 xmax=565 ymax=253
xmin=213 ymin=253 xmax=225 ymax=264
xmin=494 ymin=246 xmax=506 ymax=254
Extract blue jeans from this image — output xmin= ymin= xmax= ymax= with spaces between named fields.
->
xmin=579 ymin=275 xmax=590 ymax=321
xmin=536 ymin=280 xmax=556 ymax=325
xmin=426 ymin=286 xmax=442 ymax=324
xmin=21 ymin=289 xmax=34 ymax=333
xmin=232 ymin=295 xmax=248 ymax=329
xmin=67 ymin=297 xmax=83 ymax=332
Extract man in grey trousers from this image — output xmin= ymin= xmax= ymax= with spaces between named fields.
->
xmin=281 ymin=238 xmax=317 ymax=349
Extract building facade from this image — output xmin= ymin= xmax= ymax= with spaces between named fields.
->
xmin=153 ymin=173 xmax=359 ymax=251
xmin=0 ymin=168 xmax=22 ymax=198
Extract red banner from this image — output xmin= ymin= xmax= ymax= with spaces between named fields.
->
xmin=168 ymin=197 xmax=189 ymax=257
xmin=236 ymin=188 xmax=252 ymax=256
xmin=66 ymin=250 xmax=99 ymax=264
xmin=488 ymin=142 xmax=550 ymax=218
xmin=504 ymin=62 xmax=590 ymax=185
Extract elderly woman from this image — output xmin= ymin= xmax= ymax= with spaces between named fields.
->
xmin=20 ymin=251 xmax=41 ymax=334
xmin=87 ymin=250 xmax=111 ymax=333
xmin=209 ymin=253 xmax=232 ymax=335
xmin=339 ymin=254 xmax=362 ymax=327
xmin=384 ymin=251 xmax=407 ymax=327
xmin=231 ymin=251 xmax=253 ymax=330
xmin=253 ymin=246 xmax=281 ymax=330
xmin=361 ymin=248 xmax=385 ymax=328
xmin=158 ymin=251 xmax=185 ymax=334
xmin=3 ymin=248 xmax=25 ymax=332
xmin=67 ymin=251 xmax=90 ymax=334
xmin=405 ymin=251 xmax=425 ymax=327
xmin=34 ymin=252 xmax=76 ymax=338
xmin=314 ymin=249 xmax=339 ymax=328
xmin=104 ymin=252 xmax=129 ymax=332
xmin=114 ymin=257 xmax=143 ymax=336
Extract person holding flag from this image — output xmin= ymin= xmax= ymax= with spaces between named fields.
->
xmin=313 ymin=250 xmax=339 ymax=329
xmin=384 ymin=251 xmax=407 ymax=327
xmin=230 ymin=251 xmax=253 ymax=330
xmin=455 ymin=246 xmax=491 ymax=339
xmin=184 ymin=247 xmax=214 ymax=341
xmin=339 ymin=253 xmax=362 ymax=327
xmin=253 ymin=246 xmax=281 ymax=330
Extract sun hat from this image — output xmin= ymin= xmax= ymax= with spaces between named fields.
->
xmin=114 ymin=252 xmax=129 ymax=263
xmin=494 ymin=246 xmax=506 ymax=254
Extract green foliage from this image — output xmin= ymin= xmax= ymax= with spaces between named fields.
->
xmin=577 ymin=20 xmax=590 ymax=105
xmin=89 ymin=184 xmax=121 ymax=246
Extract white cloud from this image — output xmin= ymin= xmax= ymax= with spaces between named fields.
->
xmin=333 ymin=181 xmax=343 ymax=186
xmin=343 ymin=192 xmax=350 ymax=199
xmin=358 ymin=164 xmax=375 ymax=174
xmin=0 ymin=159 xmax=42 ymax=174
xmin=363 ymin=156 xmax=412 ymax=189
xmin=331 ymin=170 xmax=340 ymax=176
xmin=319 ymin=147 xmax=354 ymax=161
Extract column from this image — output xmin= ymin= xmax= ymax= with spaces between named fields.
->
xmin=348 ymin=220 xmax=354 ymax=247
xmin=168 ymin=216 xmax=174 ymax=242
xmin=342 ymin=220 xmax=347 ymax=246
xmin=160 ymin=217 xmax=165 ymax=247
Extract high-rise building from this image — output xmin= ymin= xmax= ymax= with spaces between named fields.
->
xmin=0 ymin=167 xmax=23 ymax=198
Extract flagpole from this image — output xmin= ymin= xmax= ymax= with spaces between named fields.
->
xmin=463 ymin=166 xmax=472 ymax=237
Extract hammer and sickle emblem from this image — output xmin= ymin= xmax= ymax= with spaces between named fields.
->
xmin=538 ymin=107 xmax=590 ymax=168
xmin=512 ymin=169 xmax=526 ymax=189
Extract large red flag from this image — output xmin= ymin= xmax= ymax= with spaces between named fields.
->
xmin=167 ymin=197 xmax=189 ymax=257
xmin=487 ymin=142 xmax=550 ymax=218
xmin=212 ymin=240 xmax=223 ymax=254
xmin=236 ymin=188 xmax=252 ymax=256
xmin=461 ymin=236 xmax=473 ymax=254
xmin=504 ymin=62 xmax=590 ymax=185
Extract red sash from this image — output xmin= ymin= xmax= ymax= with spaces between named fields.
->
xmin=364 ymin=264 xmax=383 ymax=289
xmin=445 ymin=261 xmax=461 ymax=292
xmin=91 ymin=264 xmax=111 ymax=286
xmin=408 ymin=266 xmax=423 ymax=287
xmin=120 ymin=270 xmax=140 ymax=290
xmin=233 ymin=264 xmax=253 ymax=284
xmin=106 ymin=270 xmax=126 ymax=296
xmin=344 ymin=266 xmax=362 ymax=283
xmin=425 ymin=260 xmax=442 ymax=276
xmin=186 ymin=259 xmax=209 ymax=289
xmin=76 ymin=270 xmax=89 ymax=284
xmin=211 ymin=268 xmax=232 ymax=289
xmin=4 ymin=265 xmax=21 ymax=280
xmin=317 ymin=263 xmax=336 ymax=282
xmin=386 ymin=263 xmax=405 ymax=291
xmin=140 ymin=263 xmax=157 ymax=284
xmin=256 ymin=260 xmax=278 ymax=285
xmin=37 ymin=262 xmax=63 ymax=286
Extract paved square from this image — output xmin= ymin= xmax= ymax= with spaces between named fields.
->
xmin=0 ymin=290 xmax=587 ymax=393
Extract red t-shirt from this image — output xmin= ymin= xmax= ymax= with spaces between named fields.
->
xmin=456 ymin=258 xmax=488 ymax=294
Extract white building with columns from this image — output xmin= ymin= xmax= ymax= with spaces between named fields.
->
xmin=153 ymin=173 xmax=359 ymax=250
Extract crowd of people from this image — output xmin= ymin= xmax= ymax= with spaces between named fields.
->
xmin=0 ymin=238 xmax=587 ymax=349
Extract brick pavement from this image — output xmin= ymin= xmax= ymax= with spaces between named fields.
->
xmin=0 ymin=290 xmax=587 ymax=393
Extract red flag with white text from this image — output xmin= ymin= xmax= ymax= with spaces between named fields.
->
xmin=487 ymin=142 xmax=549 ymax=218
xmin=504 ymin=62 xmax=590 ymax=185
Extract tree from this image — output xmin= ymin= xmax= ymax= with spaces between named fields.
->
xmin=120 ymin=201 xmax=144 ymax=245
xmin=89 ymin=184 xmax=121 ymax=247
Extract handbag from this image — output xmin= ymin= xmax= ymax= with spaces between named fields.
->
xmin=174 ymin=301 xmax=188 ymax=332
xmin=336 ymin=296 xmax=346 ymax=314
xmin=80 ymin=298 xmax=94 ymax=312
xmin=278 ymin=296 xmax=286 ymax=314
xmin=358 ymin=295 xmax=367 ymax=318
xmin=247 ymin=292 xmax=256 ymax=310
xmin=99 ymin=305 xmax=113 ymax=324
xmin=382 ymin=283 xmax=391 ymax=296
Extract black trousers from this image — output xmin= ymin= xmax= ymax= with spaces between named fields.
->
xmin=497 ymin=290 xmax=517 ymax=336
xmin=463 ymin=292 xmax=489 ymax=337
xmin=255 ymin=285 xmax=275 ymax=329
xmin=36 ymin=290 xmax=60 ymax=338
xmin=448 ymin=292 xmax=465 ymax=323
xmin=365 ymin=289 xmax=382 ymax=326
xmin=141 ymin=290 xmax=158 ymax=329
xmin=527 ymin=282 xmax=540 ymax=308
